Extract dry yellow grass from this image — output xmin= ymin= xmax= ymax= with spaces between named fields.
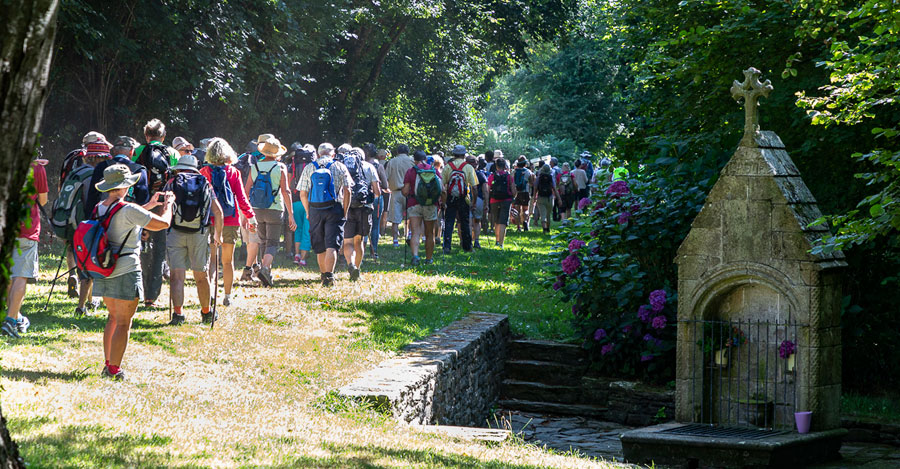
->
xmin=1 ymin=260 xmax=623 ymax=468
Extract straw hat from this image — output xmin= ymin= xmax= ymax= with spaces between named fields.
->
xmin=95 ymin=164 xmax=140 ymax=192
xmin=257 ymin=135 xmax=287 ymax=158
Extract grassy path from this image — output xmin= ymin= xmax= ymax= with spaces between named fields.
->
xmin=0 ymin=229 xmax=619 ymax=467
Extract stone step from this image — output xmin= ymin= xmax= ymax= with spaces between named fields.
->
xmin=509 ymin=339 xmax=587 ymax=364
xmin=499 ymin=398 xmax=608 ymax=419
xmin=505 ymin=359 xmax=586 ymax=386
xmin=502 ymin=379 xmax=583 ymax=405
xmin=414 ymin=425 xmax=510 ymax=443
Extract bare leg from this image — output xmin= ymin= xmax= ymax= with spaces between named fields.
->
xmin=221 ymin=244 xmax=235 ymax=295
xmin=105 ymin=297 xmax=138 ymax=367
xmin=409 ymin=217 xmax=423 ymax=257
xmin=77 ymin=279 xmax=93 ymax=309
xmin=5 ymin=277 xmax=27 ymax=320
xmin=170 ymin=269 xmax=186 ymax=309
xmin=423 ymin=219 xmax=435 ymax=260
xmin=194 ymin=269 xmax=211 ymax=312
xmin=318 ymin=249 xmax=338 ymax=274
xmin=245 ymin=242 xmax=259 ymax=268
xmin=498 ymin=224 xmax=508 ymax=245
xmin=353 ymin=236 xmax=364 ymax=268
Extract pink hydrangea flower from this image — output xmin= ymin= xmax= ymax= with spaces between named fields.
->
xmin=594 ymin=328 xmax=607 ymax=340
xmin=561 ymin=254 xmax=581 ymax=275
xmin=605 ymin=180 xmax=630 ymax=198
xmin=651 ymin=315 xmax=667 ymax=330
xmin=568 ymin=239 xmax=586 ymax=253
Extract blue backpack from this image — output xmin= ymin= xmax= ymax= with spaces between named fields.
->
xmin=249 ymin=161 xmax=278 ymax=209
xmin=309 ymin=161 xmax=337 ymax=208
xmin=209 ymin=165 xmax=236 ymax=218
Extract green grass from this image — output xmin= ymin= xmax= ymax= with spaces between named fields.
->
xmin=842 ymin=392 xmax=900 ymax=422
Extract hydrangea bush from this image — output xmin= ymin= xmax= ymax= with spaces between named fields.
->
xmin=545 ymin=160 xmax=711 ymax=382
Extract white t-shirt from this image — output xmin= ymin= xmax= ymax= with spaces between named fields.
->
xmin=95 ymin=201 xmax=153 ymax=278
xmin=573 ymin=168 xmax=588 ymax=190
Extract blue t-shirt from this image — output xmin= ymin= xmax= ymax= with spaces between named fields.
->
xmin=476 ymin=170 xmax=488 ymax=200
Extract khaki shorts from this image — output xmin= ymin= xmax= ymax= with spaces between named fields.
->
xmin=221 ymin=225 xmax=240 ymax=245
xmin=11 ymin=238 xmax=38 ymax=279
xmin=388 ymin=193 xmax=407 ymax=224
xmin=408 ymin=204 xmax=438 ymax=222
xmin=167 ymin=229 xmax=210 ymax=272
xmin=240 ymin=219 xmax=261 ymax=245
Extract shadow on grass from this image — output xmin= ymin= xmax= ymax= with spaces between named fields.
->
xmin=272 ymin=442 xmax=558 ymax=468
xmin=9 ymin=417 xmax=187 ymax=467
xmin=3 ymin=366 xmax=92 ymax=383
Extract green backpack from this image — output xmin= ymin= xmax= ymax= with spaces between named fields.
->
xmin=51 ymin=165 xmax=94 ymax=239
xmin=414 ymin=167 xmax=442 ymax=206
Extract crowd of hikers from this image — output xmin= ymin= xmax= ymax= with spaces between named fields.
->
xmin=5 ymin=118 xmax=619 ymax=380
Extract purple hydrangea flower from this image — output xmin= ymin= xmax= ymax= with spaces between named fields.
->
xmin=594 ymin=328 xmax=607 ymax=340
xmin=595 ymin=200 xmax=607 ymax=210
xmin=643 ymin=333 xmax=654 ymax=342
xmin=638 ymin=305 xmax=652 ymax=322
xmin=601 ymin=343 xmax=615 ymax=355
xmin=590 ymin=230 xmax=599 ymax=238
xmin=605 ymin=180 xmax=630 ymax=197
xmin=568 ymin=239 xmax=586 ymax=253
xmin=552 ymin=280 xmax=564 ymax=291
xmin=651 ymin=315 xmax=667 ymax=330
xmin=617 ymin=211 xmax=631 ymax=225
xmin=649 ymin=289 xmax=667 ymax=312
xmin=591 ymin=245 xmax=601 ymax=255
xmin=779 ymin=340 xmax=796 ymax=359
xmin=572 ymin=304 xmax=579 ymax=314
xmin=561 ymin=254 xmax=581 ymax=275
xmin=578 ymin=197 xmax=592 ymax=210
xmin=641 ymin=354 xmax=654 ymax=362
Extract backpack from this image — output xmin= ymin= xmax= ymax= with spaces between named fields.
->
xmin=249 ymin=161 xmax=279 ymax=209
xmin=60 ymin=148 xmax=85 ymax=185
xmin=514 ymin=168 xmax=528 ymax=192
xmin=559 ymin=172 xmax=575 ymax=196
xmin=51 ymin=165 xmax=94 ymax=239
xmin=137 ymin=143 xmax=170 ymax=192
xmin=447 ymin=161 xmax=469 ymax=199
xmin=73 ymin=202 xmax=134 ymax=279
xmin=490 ymin=172 xmax=513 ymax=200
xmin=537 ymin=172 xmax=554 ymax=197
xmin=342 ymin=154 xmax=372 ymax=208
xmin=170 ymin=172 xmax=212 ymax=232
xmin=414 ymin=167 xmax=442 ymax=206
xmin=309 ymin=161 xmax=337 ymax=208
xmin=209 ymin=165 xmax=236 ymax=218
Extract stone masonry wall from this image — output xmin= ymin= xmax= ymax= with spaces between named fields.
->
xmin=338 ymin=312 xmax=509 ymax=426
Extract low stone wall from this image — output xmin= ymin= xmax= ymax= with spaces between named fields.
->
xmin=842 ymin=419 xmax=900 ymax=447
xmin=338 ymin=312 xmax=509 ymax=426
xmin=582 ymin=377 xmax=676 ymax=426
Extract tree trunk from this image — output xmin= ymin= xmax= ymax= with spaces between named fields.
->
xmin=0 ymin=0 xmax=60 ymax=467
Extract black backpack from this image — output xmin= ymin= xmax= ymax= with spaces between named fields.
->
xmin=138 ymin=143 xmax=171 ymax=193
xmin=514 ymin=168 xmax=528 ymax=191
xmin=342 ymin=154 xmax=372 ymax=208
xmin=491 ymin=172 xmax=512 ymax=200
xmin=169 ymin=172 xmax=212 ymax=232
xmin=537 ymin=172 xmax=554 ymax=197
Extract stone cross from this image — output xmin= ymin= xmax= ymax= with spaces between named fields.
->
xmin=730 ymin=67 xmax=773 ymax=147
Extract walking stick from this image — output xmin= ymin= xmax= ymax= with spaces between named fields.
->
xmin=211 ymin=246 xmax=219 ymax=330
xmin=42 ymin=251 xmax=69 ymax=312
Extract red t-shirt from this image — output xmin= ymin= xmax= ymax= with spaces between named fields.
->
xmin=404 ymin=163 xmax=435 ymax=208
xmin=488 ymin=171 xmax=514 ymax=204
xmin=20 ymin=163 xmax=48 ymax=241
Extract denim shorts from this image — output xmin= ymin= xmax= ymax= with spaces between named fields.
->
xmin=93 ymin=270 xmax=144 ymax=301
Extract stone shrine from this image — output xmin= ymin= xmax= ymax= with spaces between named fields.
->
xmin=622 ymin=68 xmax=847 ymax=468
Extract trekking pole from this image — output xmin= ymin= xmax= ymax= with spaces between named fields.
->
xmin=42 ymin=249 xmax=68 ymax=312
xmin=211 ymin=245 xmax=219 ymax=330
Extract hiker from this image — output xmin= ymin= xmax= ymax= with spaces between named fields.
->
xmin=2 ymin=160 xmax=48 ymax=338
xmin=164 ymin=153 xmax=223 ymax=325
xmin=376 ymin=148 xmax=392 ymax=239
xmin=572 ymin=159 xmax=589 ymax=200
xmin=339 ymin=147 xmax=380 ymax=280
xmin=245 ymin=135 xmax=296 ymax=287
xmin=430 ymin=154 xmax=445 ymax=247
xmin=200 ymin=138 xmax=257 ymax=307
xmin=403 ymin=150 xmax=442 ymax=265
xmin=297 ymin=143 xmax=353 ymax=287
xmin=236 ymin=138 xmax=264 ymax=282
xmin=172 ymin=137 xmax=195 ymax=158
xmin=134 ymin=119 xmax=178 ymax=308
xmin=364 ymin=144 xmax=389 ymax=260
xmin=488 ymin=158 xmax=517 ymax=248
xmin=441 ymin=145 xmax=477 ymax=253
xmin=86 ymin=136 xmax=151 ymax=214
xmin=512 ymin=156 xmax=535 ymax=232
xmin=579 ymin=151 xmax=595 ymax=188
xmin=594 ymin=157 xmax=613 ymax=184
xmin=470 ymin=156 xmax=489 ymax=249
xmin=558 ymin=162 xmax=576 ymax=220
xmin=59 ymin=131 xmax=105 ymax=191
xmin=288 ymin=143 xmax=315 ymax=266
xmin=91 ymin=164 xmax=174 ymax=379
xmin=534 ymin=163 xmax=563 ymax=234
xmin=384 ymin=144 xmax=414 ymax=247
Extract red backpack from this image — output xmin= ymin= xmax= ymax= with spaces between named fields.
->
xmin=73 ymin=202 xmax=134 ymax=279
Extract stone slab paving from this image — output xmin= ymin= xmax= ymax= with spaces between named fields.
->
xmin=490 ymin=409 xmax=900 ymax=468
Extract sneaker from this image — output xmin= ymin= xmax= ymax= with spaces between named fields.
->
xmin=168 ymin=314 xmax=186 ymax=326
xmin=17 ymin=315 xmax=30 ymax=334
xmin=349 ymin=266 xmax=360 ymax=281
xmin=258 ymin=267 xmax=273 ymax=287
xmin=474 ymin=241 xmax=481 ymax=249
xmin=67 ymin=275 xmax=78 ymax=298
xmin=393 ymin=240 xmax=400 ymax=248
xmin=523 ymin=224 xmax=529 ymax=232
xmin=299 ymin=259 xmax=307 ymax=266
xmin=321 ymin=273 xmax=334 ymax=287
xmin=498 ymin=244 xmax=504 ymax=249
xmin=223 ymin=294 xmax=231 ymax=307
xmin=91 ymin=299 xmax=102 ymax=311
xmin=201 ymin=310 xmax=217 ymax=324
xmin=372 ymin=252 xmax=379 ymax=261
xmin=425 ymin=258 xmax=434 ymax=265
xmin=1 ymin=318 xmax=20 ymax=339
xmin=240 ymin=266 xmax=253 ymax=282
xmin=143 ymin=301 xmax=157 ymax=309
xmin=294 ymin=254 xmax=302 ymax=265
xmin=411 ymin=256 xmax=420 ymax=266
xmin=101 ymin=366 xmax=125 ymax=381
xmin=75 ymin=306 xmax=87 ymax=317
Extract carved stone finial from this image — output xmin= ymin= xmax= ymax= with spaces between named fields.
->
xmin=730 ymin=67 xmax=773 ymax=147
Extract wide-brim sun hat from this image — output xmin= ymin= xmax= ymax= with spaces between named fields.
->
xmin=172 ymin=154 xmax=200 ymax=171
xmin=258 ymin=135 xmax=287 ymax=157
xmin=96 ymin=164 xmax=140 ymax=192
xmin=451 ymin=144 xmax=466 ymax=156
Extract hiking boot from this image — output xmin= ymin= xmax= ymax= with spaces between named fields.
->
xmin=67 ymin=275 xmax=78 ymax=298
xmin=393 ymin=239 xmax=400 ymax=248
xmin=101 ymin=366 xmax=125 ymax=381
xmin=240 ymin=266 xmax=253 ymax=282
xmin=348 ymin=266 xmax=360 ymax=281
xmin=258 ymin=267 xmax=273 ymax=287
xmin=523 ymin=224 xmax=529 ymax=232
xmin=168 ymin=313 xmax=186 ymax=326
xmin=16 ymin=315 xmax=30 ymax=334
xmin=321 ymin=273 xmax=334 ymax=287
xmin=1 ymin=318 xmax=20 ymax=339
xmin=75 ymin=306 xmax=87 ymax=317
xmin=201 ymin=310 xmax=218 ymax=324
xmin=252 ymin=263 xmax=261 ymax=277
xmin=144 ymin=300 xmax=157 ymax=309
xmin=223 ymin=294 xmax=232 ymax=307
xmin=411 ymin=256 xmax=420 ymax=266
xmin=424 ymin=258 xmax=434 ymax=265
